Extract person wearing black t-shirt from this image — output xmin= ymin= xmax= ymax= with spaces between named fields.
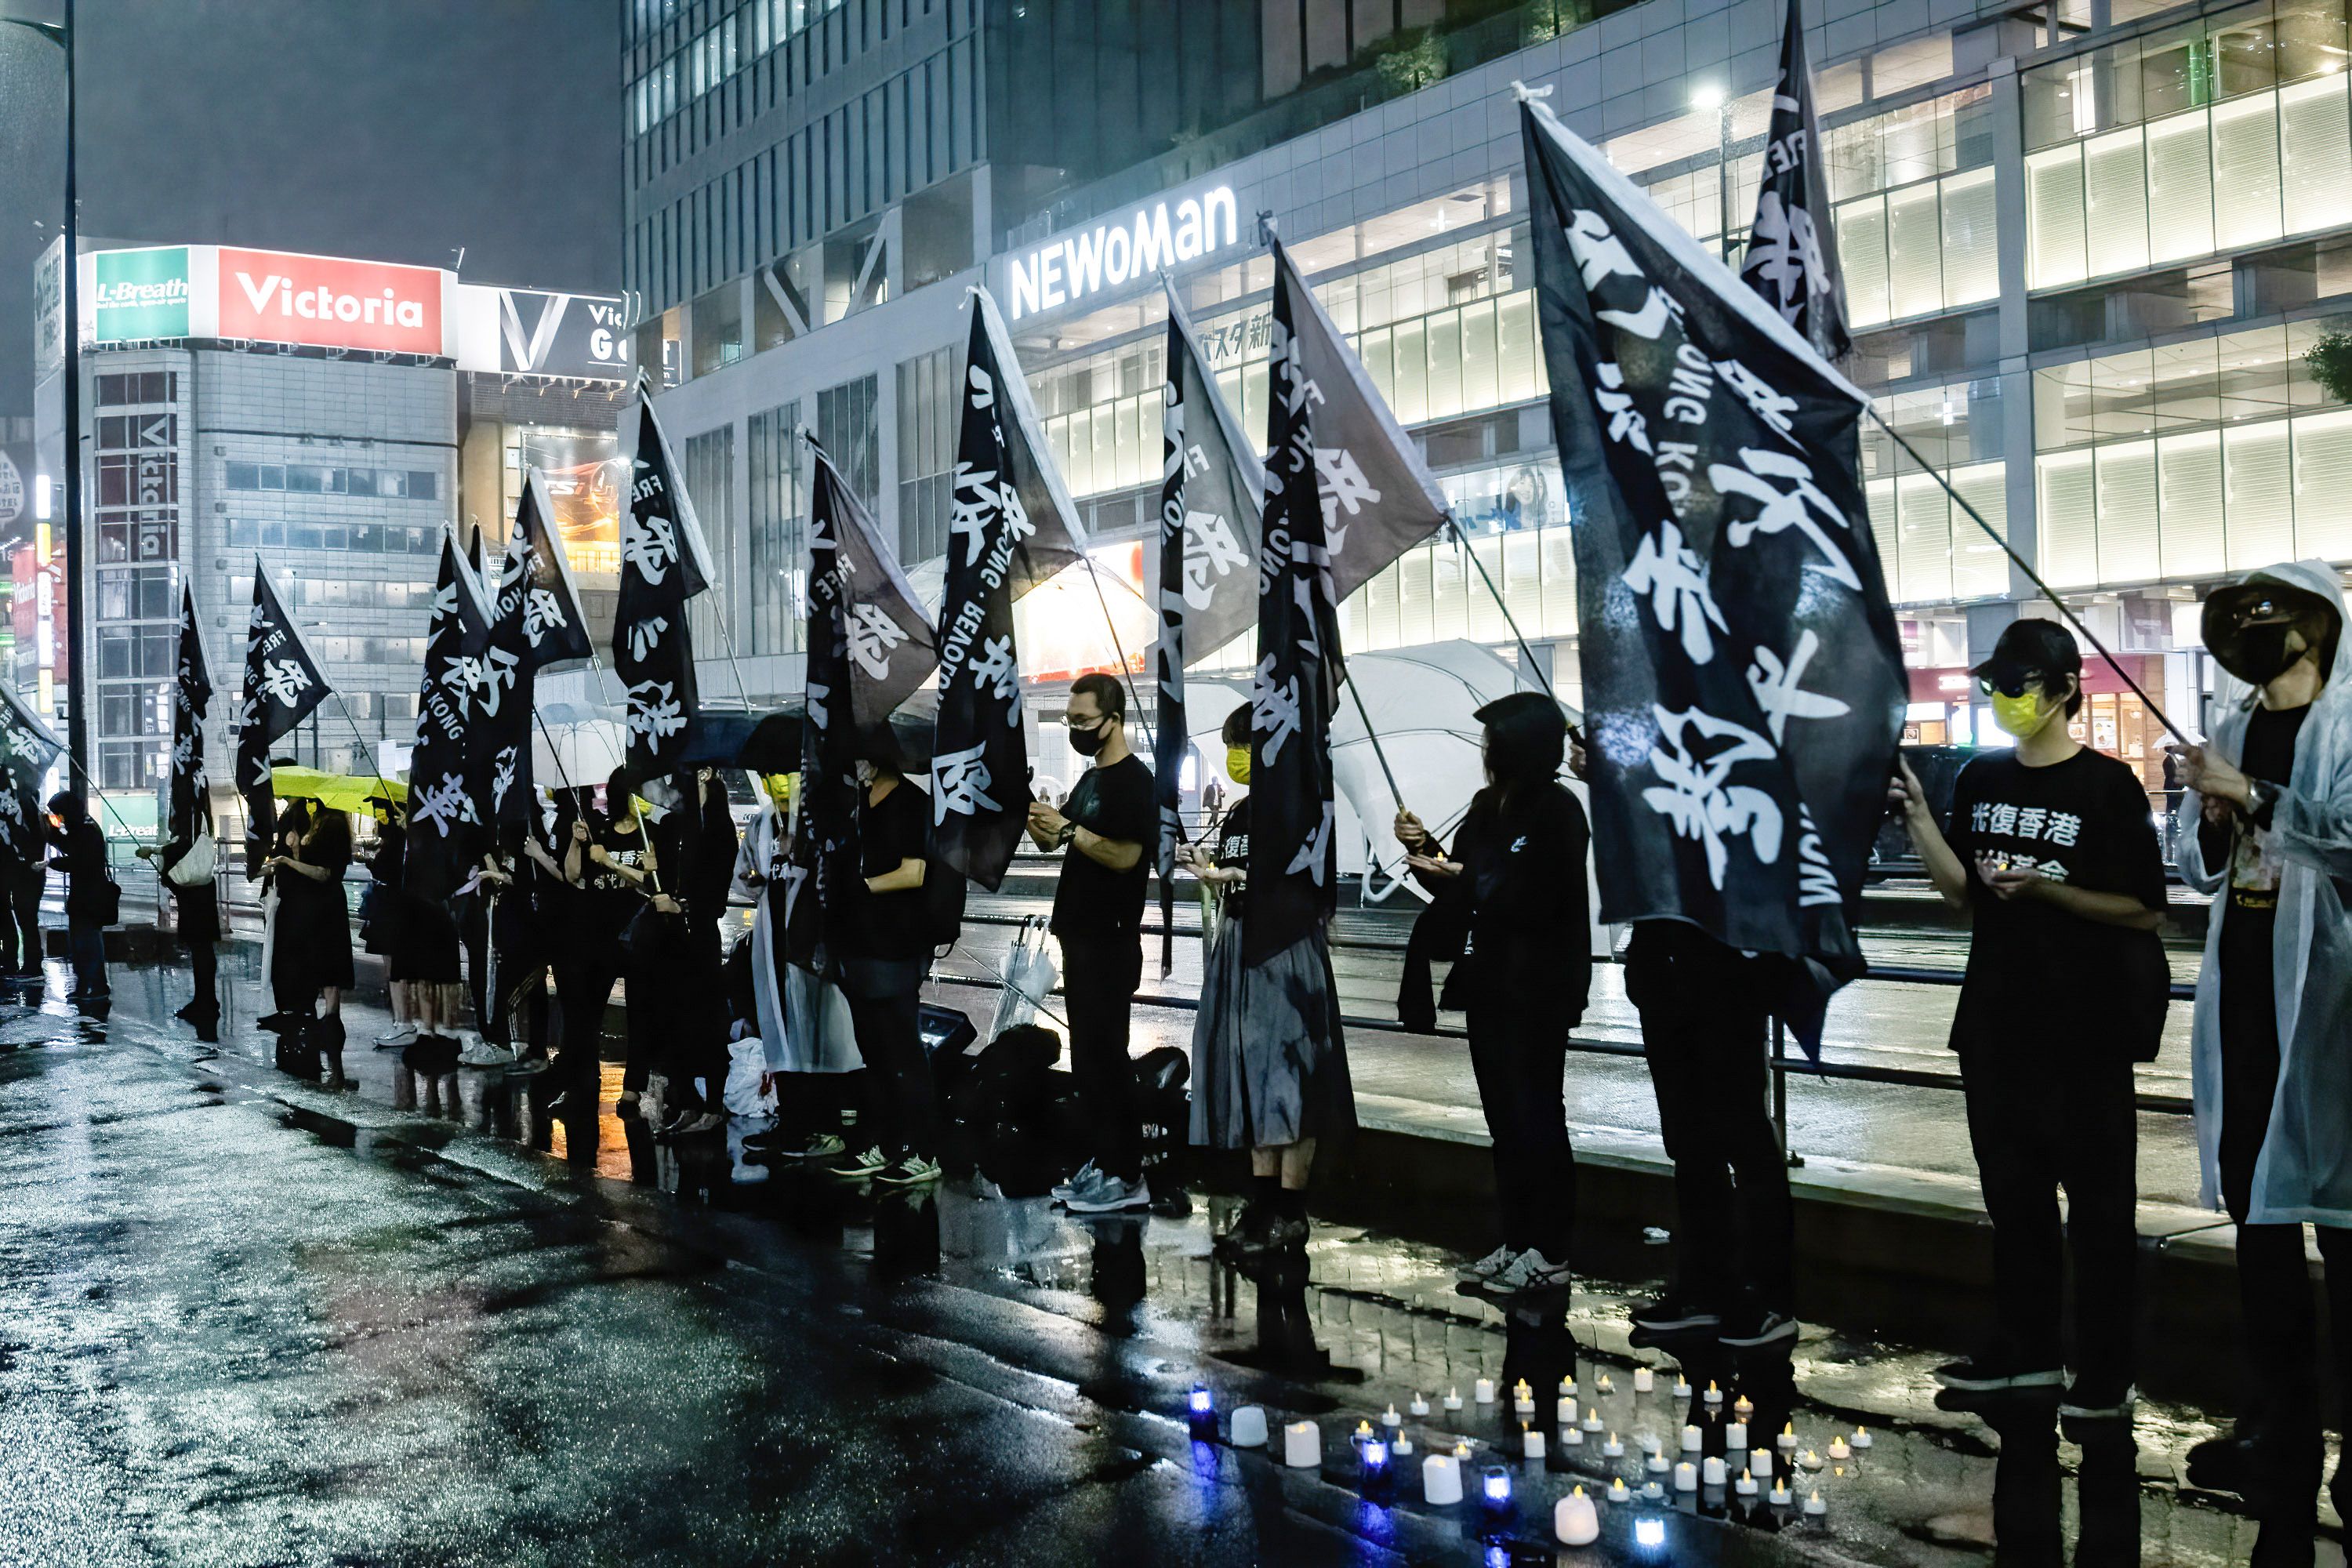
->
xmin=1894 ymin=617 xmax=2167 ymax=1417
xmin=2175 ymin=564 xmax=2352 ymax=1550
xmin=827 ymin=757 xmax=941 ymax=1187
xmin=1029 ymin=672 xmax=1155 ymax=1215
xmin=547 ymin=768 xmax=668 ymax=1123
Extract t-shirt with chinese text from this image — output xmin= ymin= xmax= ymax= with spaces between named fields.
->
xmin=2206 ymin=702 xmax=2312 ymax=1035
xmin=1944 ymin=746 xmax=2169 ymax=1061
xmin=1050 ymin=753 xmax=1153 ymax=938
xmin=1207 ymin=796 xmax=1251 ymax=920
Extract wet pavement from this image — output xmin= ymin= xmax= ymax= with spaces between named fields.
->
xmin=0 ymin=949 xmax=2334 ymax=1566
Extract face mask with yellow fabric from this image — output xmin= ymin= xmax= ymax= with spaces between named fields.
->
xmin=1225 ymin=747 xmax=1251 ymax=786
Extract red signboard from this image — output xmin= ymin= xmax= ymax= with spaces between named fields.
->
xmin=216 ymin=246 xmax=445 ymax=355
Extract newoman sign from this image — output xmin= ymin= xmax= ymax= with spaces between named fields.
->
xmin=1005 ymin=186 xmax=1240 ymax=319
xmin=76 ymin=245 xmax=458 ymax=357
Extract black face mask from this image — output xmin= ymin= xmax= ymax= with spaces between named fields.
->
xmin=1069 ymin=722 xmax=1108 ymax=757
xmin=2217 ymin=621 xmax=2305 ymax=685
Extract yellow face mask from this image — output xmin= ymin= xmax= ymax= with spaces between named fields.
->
xmin=1990 ymin=690 xmax=2054 ymax=740
xmin=1226 ymin=746 xmax=1251 ymax=786
xmin=762 ymin=772 xmax=794 ymax=807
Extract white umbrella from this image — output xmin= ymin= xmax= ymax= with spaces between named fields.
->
xmin=533 ymin=700 xmax=628 ymax=789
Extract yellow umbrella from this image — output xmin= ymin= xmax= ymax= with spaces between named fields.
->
xmin=270 ymin=765 xmax=406 ymax=814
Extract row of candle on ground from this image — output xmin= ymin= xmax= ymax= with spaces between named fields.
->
xmin=1204 ymin=1401 xmax=1837 ymax=1519
xmin=1366 ymin=1381 xmax=1871 ymax=1463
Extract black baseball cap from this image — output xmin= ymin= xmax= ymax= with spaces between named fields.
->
xmin=1969 ymin=618 xmax=2082 ymax=698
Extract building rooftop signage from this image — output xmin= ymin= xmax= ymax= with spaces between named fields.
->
xmin=1006 ymin=185 xmax=1240 ymax=320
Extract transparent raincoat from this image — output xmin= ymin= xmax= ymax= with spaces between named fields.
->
xmin=2176 ymin=559 xmax=2352 ymax=1225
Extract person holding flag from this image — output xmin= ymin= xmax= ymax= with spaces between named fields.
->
xmin=1519 ymin=89 xmax=1907 ymax=1347
xmin=236 ymin=561 xmax=331 ymax=880
xmin=134 ymin=585 xmax=222 ymax=1039
xmin=45 ymin=790 xmax=112 ymax=1006
xmin=0 ymin=688 xmax=63 ymax=986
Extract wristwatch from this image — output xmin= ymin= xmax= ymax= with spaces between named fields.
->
xmin=1056 ymin=822 xmax=1079 ymax=851
xmin=2246 ymin=779 xmax=2280 ymax=826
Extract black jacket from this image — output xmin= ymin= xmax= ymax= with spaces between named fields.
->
xmin=51 ymin=816 xmax=111 ymax=919
xmin=1403 ymin=781 xmax=1591 ymax=1028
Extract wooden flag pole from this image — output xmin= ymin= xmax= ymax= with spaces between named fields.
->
xmin=1860 ymin=404 xmax=2190 ymax=745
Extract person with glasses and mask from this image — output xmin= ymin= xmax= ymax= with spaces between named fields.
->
xmin=1890 ymin=617 xmax=2167 ymax=1418
xmin=1028 ymin=672 xmax=1155 ymax=1215
xmin=2174 ymin=564 xmax=2352 ymax=1559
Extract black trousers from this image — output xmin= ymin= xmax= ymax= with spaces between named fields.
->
xmin=658 ymin=918 xmax=730 ymax=1112
xmin=842 ymin=956 xmax=934 ymax=1159
xmin=2219 ymin=955 xmax=2352 ymax=1491
xmin=1465 ymin=1002 xmax=1575 ymax=1261
xmin=1959 ymin=1033 xmax=2139 ymax=1390
xmin=1626 ymin=922 xmax=1793 ymax=1311
xmin=553 ymin=938 xmax=653 ymax=1100
xmin=0 ymin=862 xmax=41 ymax=972
xmin=188 ymin=938 xmax=218 ymax=1022
xmin=1060 ymin=929 xmax=1144 ymax=1183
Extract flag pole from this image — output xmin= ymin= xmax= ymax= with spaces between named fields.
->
xmin=1860 ymin=404 xmax=2190 ymax=745
xmin=1341 ymin=673 xmax=1405 ymax=811
xmin=1077 ymin=555 xmax=1156 ymax=753
xmin=1446 ymin=512 xmax=1558 ymax=695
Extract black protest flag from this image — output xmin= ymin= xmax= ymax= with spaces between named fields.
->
xmin=235 ymin=561 xmax=330 ymax=877
xmin=814 ymin=437 xmax=938 ymax=731
xmin=927 ymin=292 xmax=1089 ymax=892
xmin=474 ymin=484 xmax=544 ymax=851
xmin=1152 ymin=285 xmax=1267 ymax=972
xmin=1520 ymin=93 xmax=1904 ymax=1046
xmin=1243 ymin=240 xmax=1354 ymax=966
xmin=404 ymin=537 xmax=482 ymax=901
xmin=169 ymin=583 xmax=212 ymax=849
xmin=0 ymin=687 xmax=63 ymax=865
xmin=782 ymin=437 xmax=862 ymax=964
xmin=1269 ymin=244 xmax=1452 ymax=604
xmin=509 ymin=466 xmax=595 ymax=669
xmin=615 ymin=397 xmax=713 ymax=780
xmin=1740 ymin=0 xmax=1851 ymax=362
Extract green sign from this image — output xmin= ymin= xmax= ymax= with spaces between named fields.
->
xmin=93 ymin=248 xmax=191 ymax=341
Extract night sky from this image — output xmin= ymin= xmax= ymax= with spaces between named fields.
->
xmin=0 ymin=0 xmax=620 ymax=418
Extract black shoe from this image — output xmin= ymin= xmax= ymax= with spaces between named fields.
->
xmin=1630 ymin=1294 xmax=1722 ymax=1334
xmin=1719 ymin=1303 xmax=1799 ymax=1347
xmin=1933 ymin=1354 xmax=2065 ymax=1392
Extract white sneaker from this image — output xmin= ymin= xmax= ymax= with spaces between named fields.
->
xmin=1051 ymin=1160 xmax=1102 ymax=1203
xmin=1457 ymin=1244 xmax=1517 ymax=1284
xmin=1488 ymin=1249 xmax=1573 ymax=1295
xmin=373 ymin=1023 xmax=418 ymax=1049
xmin=791 ymin=1132 xmax=847 ymax=1161
xmin=830 ymin=1145 xmax=890 ymax=1179
xmin=876 ymin=1153 xmax=943 ymax=1186
xmin=458 ymin=1038 xmax=517 ymax=1069
xmin=1065 ymin=1173 xmax=1152 ymax=1214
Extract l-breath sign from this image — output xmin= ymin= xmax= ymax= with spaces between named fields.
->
xmin=1007 ymin=187 xmax=1240 ymax=319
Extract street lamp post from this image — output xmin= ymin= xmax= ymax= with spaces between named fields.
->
xmin=7 ymin=0 xmax=85 ymax=785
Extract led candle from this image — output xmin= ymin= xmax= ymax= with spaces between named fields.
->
xmin=1735 ymin=1468 xmax=1759 ymax=1497
xmin=1554 ymin=1485 xmax=1600 ymax=1547
xmin=1607 ymin=1477 xmax=1632 ymax=1504
xmin=1769 ymin=1479 xmax=1793 ymax=1507
xmin=1851 ymin=1427 xmax=1873 ymax=1450
xmin=1642 ymin=1480 xmax=1665 ymax=1501
xmin=1523 ymin=1424 xmax=1546 ymax=1460
xmin=1557 ymin=1397 xmax=1578 ymax=1426
xmin=1646 ymin=1450 xmax=1671 ymax=1475
xmin=1827 ymin=1436 xmax=1851 ymax=1461
xmin=1230 ymin=1406 xmax=1269 ymax=1447
xmin=1799 ymin=1449 xmax=1824 ymax=1472
xmin=1382 ymin=1405 xmax=1402 ymax=1429
xmin=1602 ymin=1432 xmax=1624 ymax=1458
xmin=1443 ymin=1388 xmax=1464 ymax=1412
xmin=1515 ymin=1395 xmax=1536 ymax=1417
xmin=1514 ymin=1379 xmax=1533 ymax=1405
xmin=1395 ymin=1435 xmax=1414 ymax=1457
xmin=1702 ymin=1456 xmax=1728 ymax=1486
xmin=1410 ymin=1392 xmax=1431 ymax=1417
xmin=1674 ymin=1461 xmax=1698 ymax=1493
xmin=1456 ymin=1442 xmax=1474 ymax=1461
xmin=1561 ymin=1425 xmax=1584 ymax=1449
xmin=1284 ymin=1421 xmax=1321 ymax=1468
xmin=1681 ymin=1423 xmax=1703 ymax=1453
xmin=1703 ymin=1380 xmax=1723 ymax=1406
xmin=1356 ymin=1421 xmax=1374 ymax=1443
xmin=1777 ymin=1423 xmax=1799 ymax=1453
xmin=1672 ymin=1375 xmax=1693 ymax=1399
xmin=1422 ymin=1453 xmax=1464 ymax=1505
xmin=1481 ymin=1466 xmax=1512 ymax=1507
xmin=1631 ymin=1367 xmax=1651 ymax=1393
xmin=1474 ymin=1378 xmax=1497 ymax=1406
xmin=1361 ymin=1437 xmax=1389 ymax=1481
xmin=1559 ymin=1376 xmax=1577 ymax=1398
xmin=1749 ymin=1448 xmax=1773 ymax=1479
xmin=1725 ymin=1421 xmax=1748 ymax=1450
xmin=1803 ymin=1490 xmax=1827 ymax=1517
xmin=1189 ymin=1386 xmax=1214 ymax=1419
xmin=1596 ymin=1374 xmax=1615 ymax=1395
xmin=1581 ymin=1411 xmax=1604 ymax=1434
xmin=1733 ymin=1394 xmax=1754 ymax=1419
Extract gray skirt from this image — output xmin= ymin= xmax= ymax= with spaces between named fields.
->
xmin=1188 ymin=911 xmax=1354 ymax=1151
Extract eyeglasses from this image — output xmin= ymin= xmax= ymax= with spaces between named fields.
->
xmin=1976 ymin=670 xmax=2050 ymax=700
